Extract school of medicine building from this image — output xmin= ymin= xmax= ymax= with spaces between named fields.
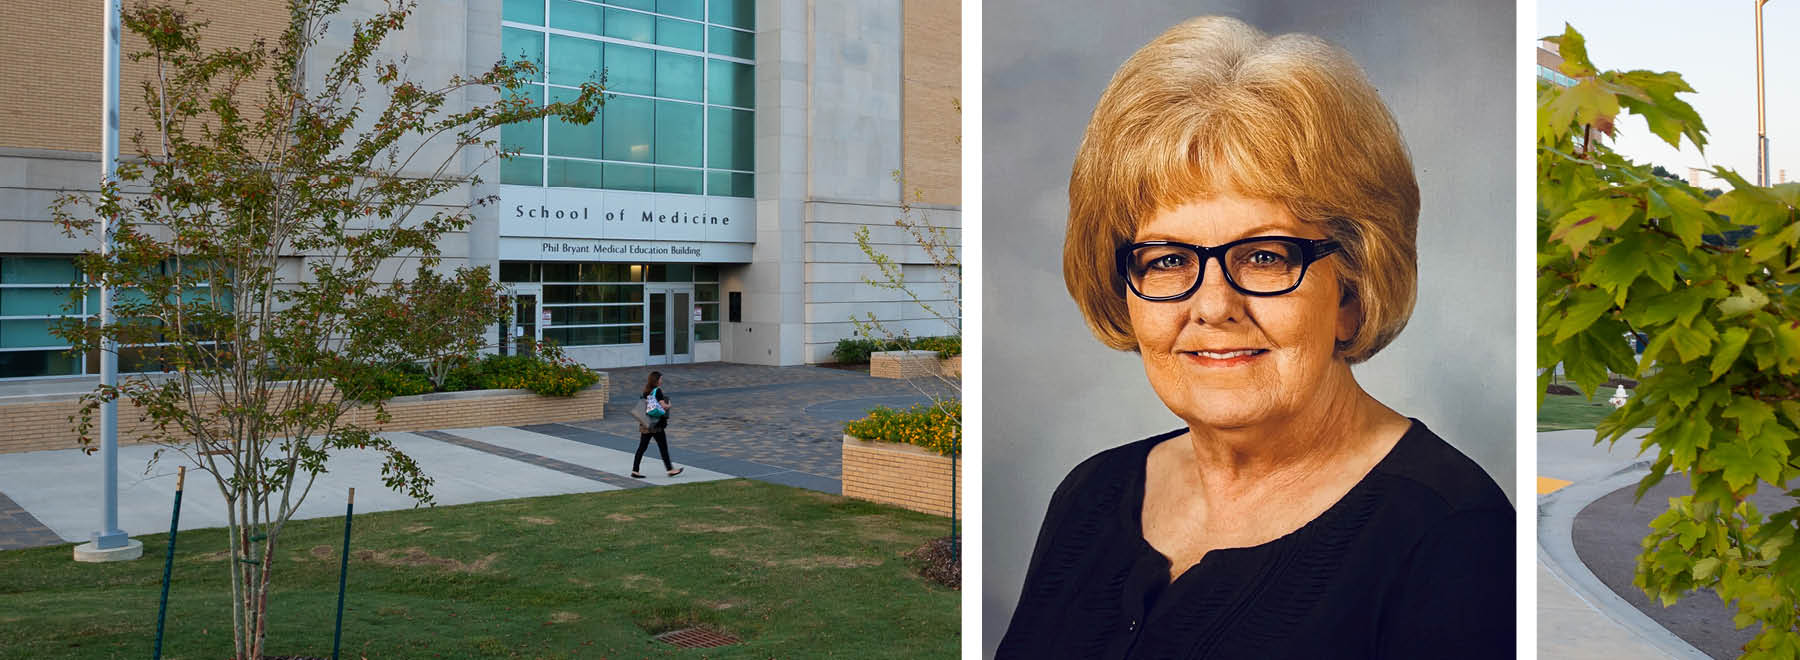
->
xmin=0 ymin=0 xmax=960 ymax=378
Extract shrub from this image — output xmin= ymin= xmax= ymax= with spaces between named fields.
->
xmin=337 ymin=362 xmax=433 ymax=403
xmin=833 ymin=337 xmax=882 ymax=364
xmin=334 ymin=346 xmax=598 ymax=400
xmin=844 ymin=402 xmax=961 ymax=457
xmin=833 ymin=335 xmax=960 ymax=363
xmin=913 ymin=335 xmax=961 ymax=358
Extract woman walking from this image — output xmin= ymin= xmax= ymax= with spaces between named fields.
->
xmin=633 ymin=371 xmax=684 ymax=478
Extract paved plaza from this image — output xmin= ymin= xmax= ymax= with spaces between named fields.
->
xmin=0 ymin=363 xmax=952 ymax=551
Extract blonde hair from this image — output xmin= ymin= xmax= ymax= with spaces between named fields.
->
xmin=1062 ymin=16 xmax=1418 ymax=364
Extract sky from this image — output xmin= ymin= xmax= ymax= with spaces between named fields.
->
xmin=1539 ymin=0 xmax=1800 ymax=186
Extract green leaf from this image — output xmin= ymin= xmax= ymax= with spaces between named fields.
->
xmin=1586 ymin=235 xmax=1650 ymax=301
xmin=1550 ymin=197 xmax=1635 ymax=255
xmin=1634 ymin=454 xmax=1672 ymax=503
xmin=1747 ymin=223 xmax=1800 ymax=264
xmin=1720 ymin=286 xmax=1771 ymax=318
xmin=1723 ymin=398 xmax=1775 ymax=437
xmin=1692 ymin=556 xmax=1722 ymax=581
xmin=1707 ymin=179 xmax=1786 ymax=230
xmin=1551 ymin=25 xmax=1597 ymax=78
xmin=1664 ymin=324 xmax=1715 ymax=363
xmin=1712 ymin=326 xmax=1751 ymax=379
xmin=1554 ymin=287 xmax=1616 ymax=343
xmin=1774 ymin=322 xmax=1800 ymax=373
xmin=1646 ymin=186 xmax=1710 ymax=249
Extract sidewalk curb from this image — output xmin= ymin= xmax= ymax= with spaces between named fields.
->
xmin=1539 ymin=462 xmax=1711 ymax=660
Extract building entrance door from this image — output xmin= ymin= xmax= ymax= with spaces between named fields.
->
xmin=503 ymin=284 xmax=544 ymax=357
xmin=645 ymin=284 xmax=694 ymax=365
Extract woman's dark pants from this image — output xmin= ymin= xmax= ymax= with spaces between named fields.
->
xmin=634 ymin=430 xmax=672 ymax=471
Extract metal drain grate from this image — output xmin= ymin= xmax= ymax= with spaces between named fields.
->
xmin=655 ymin=627 xmax=740 ymax=648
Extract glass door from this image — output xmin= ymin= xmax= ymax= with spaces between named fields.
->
xmin=503 ymin=284 xmax=543 ymax=357
xmin=645 ymin=285 xmax=693 ymax=365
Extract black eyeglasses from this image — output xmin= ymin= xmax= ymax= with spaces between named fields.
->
xmin=1115 ymin=236 xmax=1342 ymax=300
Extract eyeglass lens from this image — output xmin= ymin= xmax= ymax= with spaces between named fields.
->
xmin=1126 ymin=240 xmax=1309 ymax=296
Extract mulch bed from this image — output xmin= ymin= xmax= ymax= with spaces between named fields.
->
xmin=906 ymin=536 xmax=960 ymax=590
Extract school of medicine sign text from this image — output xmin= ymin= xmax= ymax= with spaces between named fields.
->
xmin=498 ymin=185 xmax=755 ymax=263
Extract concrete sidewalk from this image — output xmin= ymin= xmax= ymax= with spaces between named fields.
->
xmin=1 ymin=362 xmax=946 ymax=551
xmin=1538 ymin=428 xmax=1707 ymax=659
xmin=0 ymin=422 xmax=814 ymax=550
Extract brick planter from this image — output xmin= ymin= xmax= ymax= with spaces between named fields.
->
xmin=0 ymin=375 xmax=608 ymax=454
xmin=841 ymin=434 xmax=961 ymax=518
xmin=869 ymin=350 xmax=939 ymax=379
xmin=870 ymin=350 xmax=961 ymax=380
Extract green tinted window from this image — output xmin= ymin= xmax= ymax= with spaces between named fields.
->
xmin=548 ymin=87 xmax=601 ymax=158
xmin=654 ymin=100 xmax=702 ymax=167
xmin=706 ymin=107 xmax=753 ymax=170
xmin=546 ymin=158 xmax=605 ymax=189
xmin=604 ymin=43 xmax=654 ymax=95
xmin=603 ymin=95 xmax=654 ymax=162
xmin=503 ymin=0 xmax=544 ymax=25
xmin=607 ymin=0 xmax=655 ymax=10
xmin=501 ymin=28 xmax=544 ymax=82
xmin=499 ymin=262 xmax=536 ymax=282
xmin=708 ymin=26 xmax=752 ymax=59
xmin=657 ymin=0 xmax=702 ymax=20
xmin=0 ymin=288 xmax=74 ymax=316
xmin=655 ymin=51 xmax=703 ymax=101
xmin=500 ymin=85 xmax=544 ymax=155
xmin=501 ymin=156 xmax=543 ymax=185
xmin=695 ymin=322 xmax=718 ymax=341
xmin=581 ymin=263 xmax=633 ymax=281
xmin=695 ymin=283 xmax=719 ymax=301
xmin=604 ymin=163 xmax=653 ymax=192
xmin=541 ymin=263 xmax=579 ymax=281
xmin=694 ymin=265 xmax=718 ymax=281
xmin=0 ymin=258 xmax=78 ymax=284
xmin=706 ymin=59 xmax=753 ymax=107
xmin=0 ymin=350 xmax=81 ymax=378
xmin=0 ymin=319 xmax=59 ymax=348
xmin=548 ymin=34 xmax=603 ymax=86
xmin=655 ymin=167 xmax=702 ymax=195
xmin=548 ymin=0 xmax=600 ymax=33
xmin=707 ymin=171 xmax=752 ymax=197
xmin=709 ymin=0 xmax=753 ymax=29
xmin=657 ymin=17 xmax=703 ymax=50
xmin=605 ymin=7 xmax=655 ymax=42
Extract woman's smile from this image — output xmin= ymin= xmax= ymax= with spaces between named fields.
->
xmin=1181 ymin=347 xmax=1269 ymax=367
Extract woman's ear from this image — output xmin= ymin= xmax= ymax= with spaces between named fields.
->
xmin=1335 ymin=291 xmax=1362 ymax=347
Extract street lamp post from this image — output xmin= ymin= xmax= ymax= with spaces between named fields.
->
xmin=73 ymin=0 xmax=141 ymax=563
xmin=1758 ymin=0 xmax=1772 ymax=187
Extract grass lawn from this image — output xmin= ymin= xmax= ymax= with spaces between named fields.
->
xmin=1538 ymin=392 xmax=1622 ymax=432
xmin=0 ymin=479 xmax=958 ymax=659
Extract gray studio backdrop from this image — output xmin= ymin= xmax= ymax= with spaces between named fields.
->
xmin=980 ymin=0 xmax=1515 ymax=653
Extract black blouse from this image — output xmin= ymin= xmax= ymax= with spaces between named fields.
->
xmin=997 ymin=420 xmax=1513 ymax=659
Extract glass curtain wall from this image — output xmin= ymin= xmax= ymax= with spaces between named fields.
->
xmin=499 ymin=261 xmax=721 ymax=347
xmin=500 ymin=0 xmax=755 ymax=197
xmin=0 ymin=256 xmax=228 ymax=379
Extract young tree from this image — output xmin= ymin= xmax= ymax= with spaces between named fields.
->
xmin=50 ymin=1 xmax=600 ymax=657
xmin=852 ymin=99 xmax=963 ymax=557
xmin=1539 ymin=26 xmax=1800 ymax=658
xmin=349 ymin=265 xmax=507 ymax=390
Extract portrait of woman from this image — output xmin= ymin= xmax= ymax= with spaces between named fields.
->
xmin=984 ymin=4 xmax=1515 ymax=658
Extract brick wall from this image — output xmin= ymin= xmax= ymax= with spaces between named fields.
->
xmin=901 ymin=0 xmax=961 ymax=206
xmin=869 ymin=350 xmax=951 ymax=380
xmin=842 ymin=434 xmax=961 ymax=518
xmin=0 ymin=375 xmax=608 ymax=454
xmin=0 ymin=1 xmax=288 ymax=154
